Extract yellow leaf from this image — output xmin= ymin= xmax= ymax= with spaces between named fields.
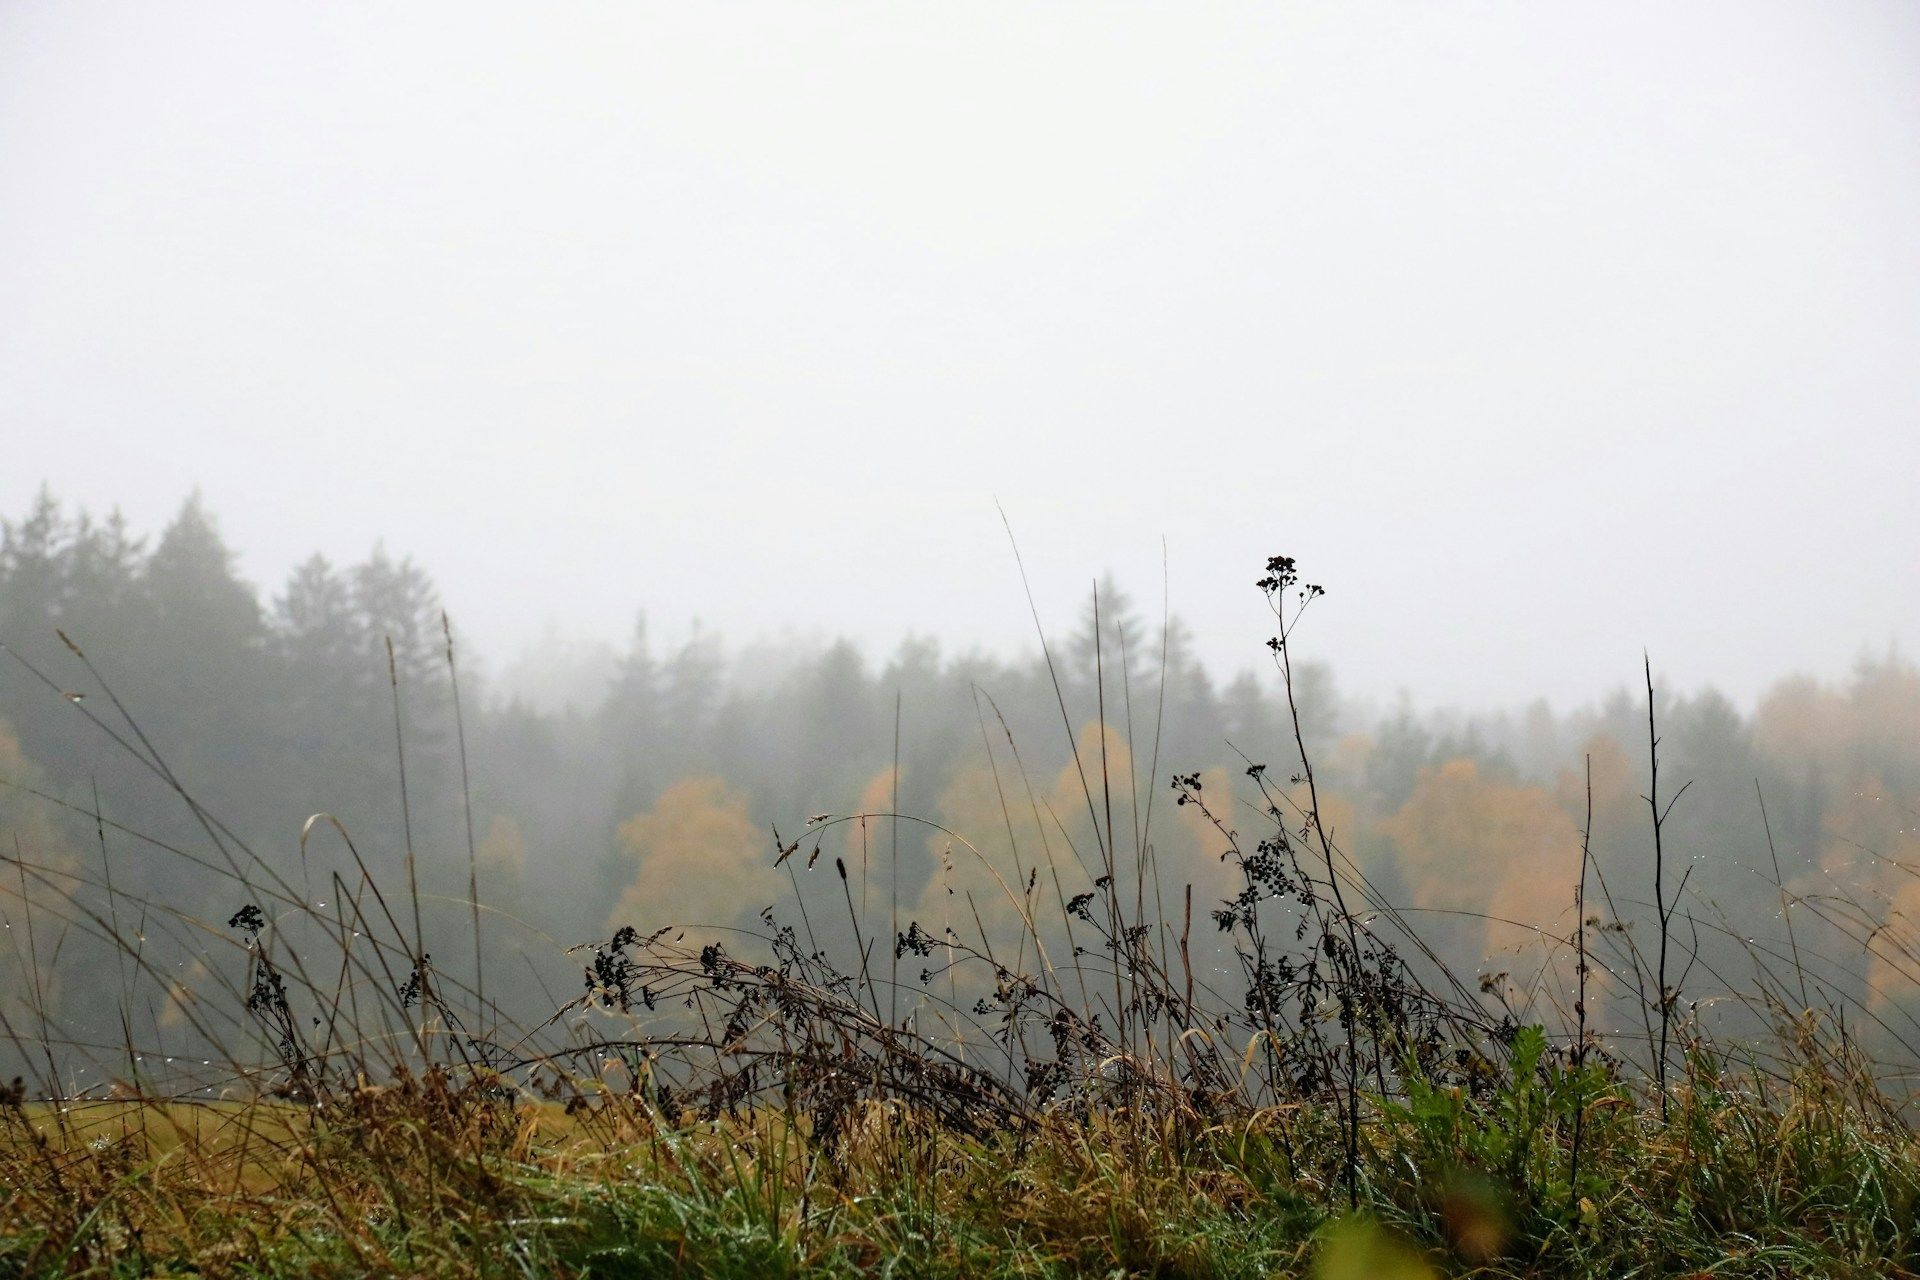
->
xmin=1313 ymin=1217 xmax=1437 ymax=1280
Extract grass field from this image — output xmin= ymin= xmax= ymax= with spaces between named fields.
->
xmin=5 ymin=1035 xmax=1917 ymax=1277
xmin=5 ymin=560 xmax=1919 ymax=1277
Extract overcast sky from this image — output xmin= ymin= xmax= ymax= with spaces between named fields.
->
xmin=3 ymin=2 xmax=1916 ymax=711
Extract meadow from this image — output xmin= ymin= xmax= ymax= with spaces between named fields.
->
xmin=4 ymin=554 xmax=1918 ymax=1278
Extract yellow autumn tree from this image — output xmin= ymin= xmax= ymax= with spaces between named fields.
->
xmin=475 ymin=814 xmax=528 ymax=905
xmin=900 ymin=725 xmax=1135 ymax=1015
xmin=1756 ymin=657 xmax=1920 ymax=789
xmin=901 ymin=722 xmax=1238 ymax=1020
xmin=1171 ymin=764 xmax=1245 ymax=911
xmin=913 ymin=721 xmax=1151 ymax=928
xmin=1751 ymin=658 xmax=1920 ymax=1020
xmin=918 ymin=761 xmax=1040 ymax=947
xmin=0 ymin=718 xmax=61 ymax=855
xmin=1382 ymin=759 xmax=1581 ymax=968
xmin=1173 ymin=763 xmax=1366 ymax=922
xmin=1819 ymin=778 xmax=1920 ymax=1016
xmin=607 ymin=778 xmax=782 ymax=934
xmin=836 ymin=766 xmax=901 ymax=914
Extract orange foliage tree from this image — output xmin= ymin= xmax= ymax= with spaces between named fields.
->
xmin=1381 ymin=759 xmax=1580 ymax=975
xmin=607 ymin=778 xmax=782 ymax=934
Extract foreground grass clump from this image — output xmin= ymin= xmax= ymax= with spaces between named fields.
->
xmin=4 ymin=1036 xmax=1917 ymax=1278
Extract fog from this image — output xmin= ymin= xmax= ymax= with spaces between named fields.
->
xmin=4 ymin=2 xmax=1918 ymax=712
xmin=7 ymin=6 xmax=1920 ymax=1103
xmin=7 ymin=483 xmax=1920 ymax=1081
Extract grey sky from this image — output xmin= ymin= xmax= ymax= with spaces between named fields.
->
xmin=3 ymin=2 xmax=1917 ymax=711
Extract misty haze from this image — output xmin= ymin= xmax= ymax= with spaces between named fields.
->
xmin=3 ymin=5 xmax=1918 ymax=1277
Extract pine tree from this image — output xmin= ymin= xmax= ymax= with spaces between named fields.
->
xmin=350 ymin=543 xmax=445 ymax=698
xmin=273 ymin=553 xmax=378 ymax=778
xmin=0 ymin=486 xmax=71 ymax=649
xmin=144 ymin=493 xmax=262 ymax=641
xmin=1065 ymin=574 xmax=1149 ymax=691
xmin=61 ymin=508 xmax=146 ymax=647
xmin=277 ymin=555 xmax=364 ymax=687
xmin=661 ymin=623 xmax=722 ymax=754
xmin=603 ymin=614 xmax=661 ymax=744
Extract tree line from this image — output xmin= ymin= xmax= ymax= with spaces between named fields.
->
xmin=3 ymin=488 xmax=1917 ymax=1067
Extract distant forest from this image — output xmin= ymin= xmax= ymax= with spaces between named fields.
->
xmin=3 ymin=490 xmax=1918 ymax=1068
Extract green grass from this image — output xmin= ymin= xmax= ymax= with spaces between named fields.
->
xmin=5 ymin=1034 xmax=1917 ymax=1278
